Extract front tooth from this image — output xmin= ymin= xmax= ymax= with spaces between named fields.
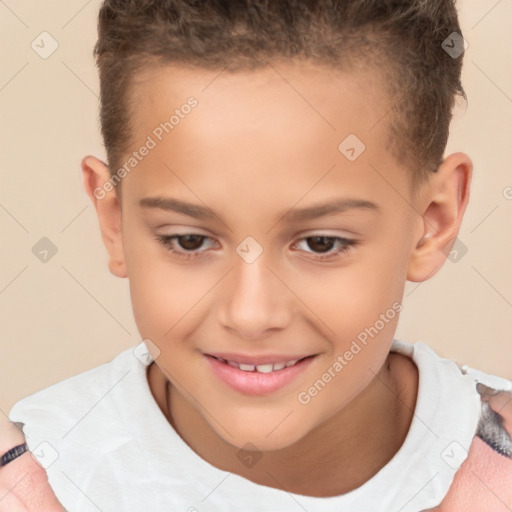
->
xmin=255 ymin=364 xmax=274 ymax=373
xmin=285 ymin=359 xmax=299 ymax=367
xmin=272 ymin=362 xmax=286 ymax=370
xmin=227 ymin=360 xmax=238 ymax=368
xmin=238 ymin=363 xmax=256 ymax=371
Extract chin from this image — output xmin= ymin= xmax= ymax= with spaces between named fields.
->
xmin=217 ymin=421 xmax=309 ymax=453
xmin=230 ymin=435 xmax=300 ymax=453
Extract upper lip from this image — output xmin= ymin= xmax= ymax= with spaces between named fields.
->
xmin=205 ymin=352 xmax=314 ymax=365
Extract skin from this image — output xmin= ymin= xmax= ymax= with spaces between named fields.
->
xmin=82 ymin=60 xmax=472 ymax=496
xmin=0 ymin=59 xmax=474 ymax=507
xmin=0 ymin=415 xmax=64 ymax=511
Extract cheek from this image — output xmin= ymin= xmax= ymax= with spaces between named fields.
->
xmin=291 ymin=246 xmax=405 ymax=392
xmin=123 ymin=233 xmax=202 ymax=339
xmin=290 ymin=253 xmax=404 ymax=340
xmin=128 ymin=268 xmax=201 ymax=339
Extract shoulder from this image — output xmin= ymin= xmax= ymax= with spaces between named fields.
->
xmin=6 ymin=344 xmax=159 ymax=509
xmin=433 ymin=379 xmax=512 ymax=511
xmin=393 ymin=340 xmax=512 ymax=511
xmin=8 ymin=346 xmax=143 ymax=444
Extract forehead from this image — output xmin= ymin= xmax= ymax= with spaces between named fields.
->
xmin=131 ymin=60 xmax=386 ymax=135
xmin=123 ymin=60 xmax=407 ymax=210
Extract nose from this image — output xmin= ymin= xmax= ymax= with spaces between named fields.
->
xmin=218 ymin=250 xmax=292 ymax=340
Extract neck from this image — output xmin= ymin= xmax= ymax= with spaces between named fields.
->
xmin=148 ymin=351 xmax=418 ymax=497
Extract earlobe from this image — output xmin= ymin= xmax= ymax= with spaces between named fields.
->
xmin=81 ymin=155 xmax=128 ymax=279
xmin=406 ymin=152 xmax=472 ymax=282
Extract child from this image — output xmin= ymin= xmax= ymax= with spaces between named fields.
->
xmin=2 ymin=0 xmax=511 ymax=510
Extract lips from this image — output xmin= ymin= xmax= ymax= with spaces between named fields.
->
xmin=204 ymin=353 xmax=317 ymax=396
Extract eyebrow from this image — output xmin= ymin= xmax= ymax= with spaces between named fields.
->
xmin=139 ymin=196 xmax=379 ymax=223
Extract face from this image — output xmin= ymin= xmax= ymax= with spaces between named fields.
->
xmin=96 ymin=61 xmax=431 ymax=451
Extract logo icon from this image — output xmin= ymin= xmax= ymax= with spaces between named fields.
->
xmin=338 ymin=134 xmax=366 ymax=162
xmin=236 ymin=236 xmax=263 ymax=264
xmin=32 ymin=237 xmax=58 ymax=263
xmin=236 ymin=442 xmax=262 ymax=468
xmin=441 ymin=32 xmax=468 ymax=59
xmin=31 ymin=32 xmax=59 ymax=59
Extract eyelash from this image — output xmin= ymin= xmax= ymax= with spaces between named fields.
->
xmin=155 ymin=234 xmax=358 ymax=262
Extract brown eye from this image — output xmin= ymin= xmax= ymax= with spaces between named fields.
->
xmin=306 ymin=236 xmax=337 ymax=253
xmin=174 ymin=234 xmax=205 ymax=251
xmin=155 ymin=233 xmax=217 ymax=260
xmin=293 ymin=235 xmax=358 ymax=261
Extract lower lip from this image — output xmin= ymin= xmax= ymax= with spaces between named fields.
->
xmin=204 ymin=354 xmax=316 ymax=396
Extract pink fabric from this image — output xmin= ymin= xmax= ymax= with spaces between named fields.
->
xmin=428 ymin=389 xmax=512 ymax=511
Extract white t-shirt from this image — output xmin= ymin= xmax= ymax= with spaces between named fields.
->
xmin=8 ymin=340 xmax=511 ymax=512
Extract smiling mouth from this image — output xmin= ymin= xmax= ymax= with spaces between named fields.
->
xmin=204 ymin=353 xmax=318 ymax=396
xmin=208 ymin=355 xmax=314 ymax=373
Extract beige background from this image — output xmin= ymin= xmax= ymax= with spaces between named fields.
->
xmin=1 ymin=0 xmax=511 ymax=415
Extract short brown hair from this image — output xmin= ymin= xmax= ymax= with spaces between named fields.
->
xmin=93 ymin=0 xmax=466 ymax=191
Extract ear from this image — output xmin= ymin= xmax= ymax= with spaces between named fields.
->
xmin=407 ymin=152 xmax=473 ymax=282
xmin=81 ymin=155 xmax=127 ymax=278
